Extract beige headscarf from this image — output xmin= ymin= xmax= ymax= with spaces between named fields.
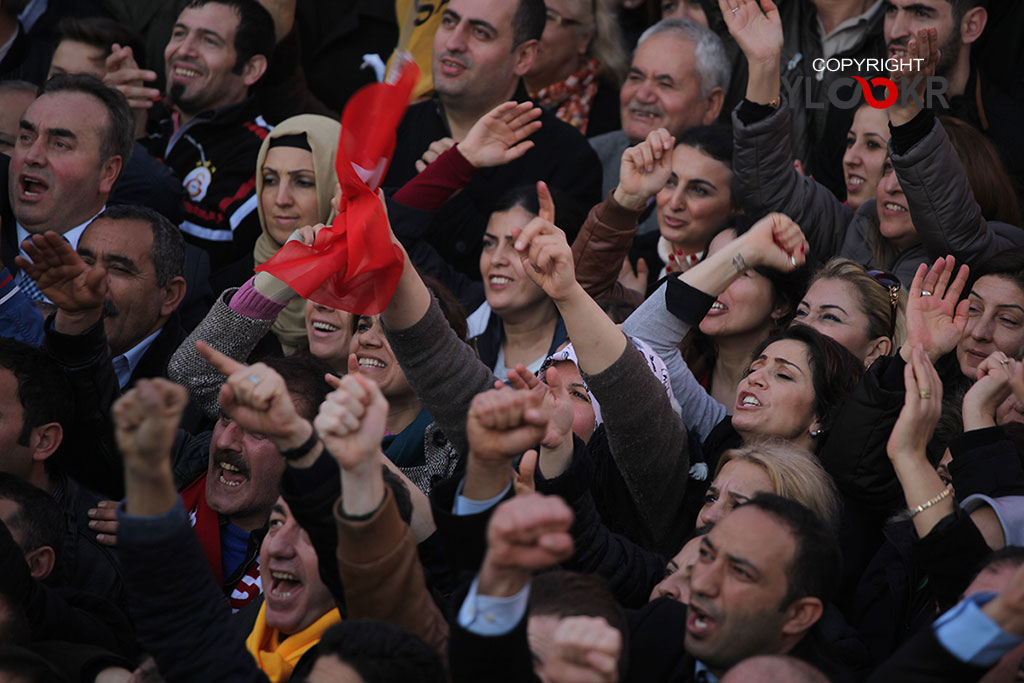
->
xmin=253 ymin=114 xmax=341 ymax=354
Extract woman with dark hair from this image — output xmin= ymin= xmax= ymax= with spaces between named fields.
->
xmin=612 ymin=213 xmax=862 ymax=532
xmin=380 ymin=184 xmax=687 ymax=553
xmin=623 ymin=212 xmax=809 ymax=407
xmin=939 ymin=116 xmax=1022 ymax=228
xmin=573 ymin=124 xmax=737 ymax=306
xmin=465 ymin=185 xmax=573 ymax=379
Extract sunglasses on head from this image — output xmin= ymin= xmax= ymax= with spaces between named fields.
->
xmin=867 ymin=269 xmax=900 ymax=337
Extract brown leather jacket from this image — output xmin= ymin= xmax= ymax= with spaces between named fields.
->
xmin=336 ymin=486 xmax=449 ymax=657
xmin=571 ymin=191 xmax=646 ymax=307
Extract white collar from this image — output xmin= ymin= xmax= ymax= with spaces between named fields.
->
xmin=16 ymin=206 xmax=106 ymax=257
xmin=114 ymin=327 xmax=163 ymax=388
xmin=0 ymin=23 xmax=19 ymax=65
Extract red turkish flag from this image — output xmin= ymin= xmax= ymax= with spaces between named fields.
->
xmin=255 ymin=58 xmax=419 ymax=314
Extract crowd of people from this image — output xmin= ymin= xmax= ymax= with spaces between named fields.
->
xmin=2 ymin=0 xmax=1024 ymax=680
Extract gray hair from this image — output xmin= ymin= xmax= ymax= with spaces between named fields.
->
xmin=637 ymin=18 xmax=730 ymax=99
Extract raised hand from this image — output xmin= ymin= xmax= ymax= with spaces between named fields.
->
xmin=315 ymin=370 xmax=389 ymax=472
xmin=113 ymin=378 xmax=189 ymax=517
xmin=682 ymin=212 xmax=806 ymax=298
xmin=415 ymin=137 xmax=457 ymax=173
xmin=719 ymin=0 xmax=783 ymax=67
xmin=457 ymin=101 xmax=543 ymax=169
xmin=467 ymin=386 xmax=548 ymax=466
xmin=963 ymin=352 xmax=1016 ymax=431
xmin=887 ymin=346 xmax=952 ymax=536
xmin=617 ymin=257 xmax=649 ymax=295
xmin=889 ymin=28 xmax=940 ymax=126
xmin=885 ymin=345 xmax=959 ymax=540
xmin=542 ymin=616 xmax=622 ymax=683
xmin=113 ymin=378 xmax=188 ymax=468
xmin=506 ymin=364 xmax=574 ymax=450
xmin=614 ymin=128 xmax=674 ymax=211
xmin=513 ymin=182 xmax=578 ymax=302
xmin=256 ymin=0 xmax=297 ymax=43
xmin=901 ymin=256 xmax=970 ymax=363
xmin=889 ymin=346 xmax=943 ymax=461
xmin=103 ymin=44 xmax=158 ymax=138
xmin=15 ymin=232 xmax=106 ymax=331
xmin=197 ymin=341 xmax=311 ymax=450
xmin=478 ymin=492 xmax=574 ymax=597
xmin=736 ymin=212 xmax=808 ymax=271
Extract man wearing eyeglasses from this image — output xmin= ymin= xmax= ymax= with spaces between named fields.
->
xmin=383 ymin=0 xmax=601 ymax=282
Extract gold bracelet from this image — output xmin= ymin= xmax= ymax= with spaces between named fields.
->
xmin=909 ymin=486 xmax=952 ymax=518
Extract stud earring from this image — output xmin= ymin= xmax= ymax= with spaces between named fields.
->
xmin=810 ymin=428 xmax=823 ymax=437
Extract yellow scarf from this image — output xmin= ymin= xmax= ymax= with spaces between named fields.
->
xmin=245 ymin=601 xmax=342 ymax=682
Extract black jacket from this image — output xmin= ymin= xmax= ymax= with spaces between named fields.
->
xmin=141 ymin=98 xmax=269 ymax=287
xmin=384 ymin=82 xmax=603 ymax=279
xmin=629 ymin=598 xmax=867 ymax=683
xmin=50 ymin=472 xmax=127 ymax=613
xmin=0 ymin=513 xmax=133 ymax=657
xmin=0 ymin=23 xmax=51 ymax=84
xmin=865 ymin=622 xmax=990 ymax=683
xmin=536 ymin=436 xmax=667 ymax=609
xmin=44 ymin=312 xmax=185 ymax=499
xmin=119 ymin=501 xmax=268 ymax=683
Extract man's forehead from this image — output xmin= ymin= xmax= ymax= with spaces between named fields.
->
xmin=177 ymin=2 xmax=241 ymax=39
xmin=81 ymin=218 xmax=155 ymax=258
xmin=708 ymin=506 xmax=797 ymax=567
xmin=446 ymin=0 xmax=515 ymax=32
xmin=25 ymin=91 xmax=105 ymax=134
xmin=633 ymin=33 xmax=698 ymax=76
xmin=885 ymin=0 xmax=953 ymax=15
xmin=0 ymin=366 xmax=20 ymax=401
xmin=271 ymin=496 xmax=292 ymax=518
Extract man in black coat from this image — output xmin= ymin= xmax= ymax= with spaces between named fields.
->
xmin=448 ymin=490 xmax=855 ymax=681
xmin=444 ymin=383 xmax=851 ymax=681
xmin=383 ymin=0 xmax=601 ymax=281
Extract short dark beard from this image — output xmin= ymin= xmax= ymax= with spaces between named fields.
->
xmin=168 ymin=83 xmax=185 ymax=106
xmin=934 ymin=22 xmax=963 ymax=80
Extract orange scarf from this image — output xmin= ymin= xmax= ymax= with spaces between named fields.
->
xmin=245 ymin=601 xmax=342 ymax=682
xmin=533 ymin=58 xmax=601 ymax=134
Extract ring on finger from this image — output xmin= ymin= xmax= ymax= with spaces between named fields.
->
xmin=919 ymin=390 xmax=932 ymax=399
xmin=921 ymin=290 xmax=932 ymax=297
xmin=247 ymin=373 xmax=261 ymax=385
xmin=1000 ymin=358 xmax=1011 ymax=365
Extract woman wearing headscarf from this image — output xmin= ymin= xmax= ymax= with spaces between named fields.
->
xmin=253 ymin=114 xmax=341 ymax=354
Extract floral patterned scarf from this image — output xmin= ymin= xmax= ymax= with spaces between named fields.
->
xmin=533 ymin=58 xmax=602 ymax=134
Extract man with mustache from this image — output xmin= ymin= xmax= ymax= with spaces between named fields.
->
xmin=14 ymin=205 xmax=188 ymax=497
xmin=19 ymin=206 xmax=187 ymax=387
xmin=587 ymin=18 xmax=729 ymax=240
